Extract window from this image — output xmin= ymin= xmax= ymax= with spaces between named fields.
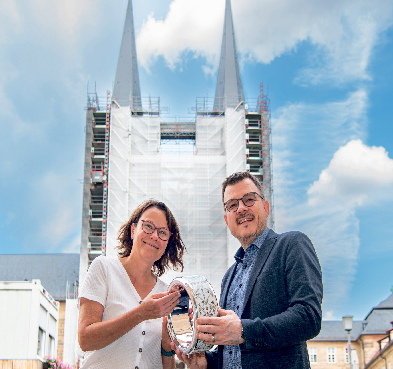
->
xmin=309 ymin=347 xmax=318 ymax=363
xmin=327 ymin=348 xmax=336 ymax=363
xmin=47 ymin=335 xmax=55 ymax=356
xmin=37 ymin=327 xmax=45 ymax=356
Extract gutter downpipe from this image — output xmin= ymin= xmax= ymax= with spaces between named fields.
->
xmin=360 ymin=336 xmax=366 ymax=369
xmin=380 ymin=353 xmax=387 ymax=369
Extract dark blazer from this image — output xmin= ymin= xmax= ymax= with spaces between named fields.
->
xmin=206 ymin=229 xmax=323 ymax=369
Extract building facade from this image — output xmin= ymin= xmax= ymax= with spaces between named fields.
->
xmin=79 ymin=0 xmax=274 ymax=297
xmin=0 ymin=253 xmax=79 ymax=363
xmin=0 ymin=280 xmax=59 ymax=360
xmin=365 ymin=327 xmax=393 ymax=369
xmin=307 ymin=293 xmax=393 ymax=369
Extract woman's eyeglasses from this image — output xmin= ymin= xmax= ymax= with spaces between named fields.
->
xmin=140 ymin=220 xmax=172 ymax=241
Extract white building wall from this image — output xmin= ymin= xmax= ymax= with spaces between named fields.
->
xmin=63 ymin=299 xmax=81 ymax=366
xmin=0 ymin=280 xmax=59 ymax=360
xmin=0 ymin=288 xmax=32 ymax=357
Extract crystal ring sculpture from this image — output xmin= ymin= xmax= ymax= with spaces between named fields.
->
xmin=167 ymin=275 xmax=218 ymax=355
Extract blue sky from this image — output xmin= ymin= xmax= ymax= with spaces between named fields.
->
xmin=1 ymin=0 xmax=392 ymax=321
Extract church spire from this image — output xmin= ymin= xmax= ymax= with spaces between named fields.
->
xmin=214 ymin=0 xmax=244 ymax=111
xmin=112 ymin=0 xmax=141 ymax=108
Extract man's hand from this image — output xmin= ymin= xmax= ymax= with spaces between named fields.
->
xmin=170 ymin=342 xmax=207 ymax=369
xmin=195 ymin=308 xmax=244 ymax=346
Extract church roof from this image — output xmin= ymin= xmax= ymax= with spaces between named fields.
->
xmin=214 ymin=0 xmax=244 ymax=111
xmin=112 ymin=0 xmax=141 ymax=107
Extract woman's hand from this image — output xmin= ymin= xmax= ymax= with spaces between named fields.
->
xmin=78 ymin=290 xmax=179 ymax=352
xmin=139 ymin=290 xmax=180 ymax=320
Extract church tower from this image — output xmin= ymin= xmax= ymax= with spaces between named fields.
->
xmin=79 ymin=0 xmax=273 ymax=295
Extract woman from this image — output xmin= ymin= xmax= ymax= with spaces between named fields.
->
xmin=78 ymin=199 xmax=186 ymax=368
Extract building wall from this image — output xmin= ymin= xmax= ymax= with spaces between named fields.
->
xmin=0 ymin=281 xmax=59 ymax=360
xmin=365 ymin=341 xmax=393 ymax=369
xmin=0 ymin=360 xmax=43 ymax=369
xmin=63 ymin=299 xmax=80 ymax=367
xmin=0 ymin=288 xmax=32 ymax=358
xmin=307 ymin=334 xmax=393 ymax=369
xmin=57 ymin=301 xmax=66 ymax=361
xmin=360 ymin=335 xmax=388 ymax=365
xmin=307 ymin=341 xmax=362 ymax=368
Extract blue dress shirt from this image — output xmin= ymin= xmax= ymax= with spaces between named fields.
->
xmin=222 ymin=227 xmax=270 ymax=369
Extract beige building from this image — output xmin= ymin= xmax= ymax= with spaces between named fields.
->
xmin=308 ymin=293 xmax=393 ymax=369
xmin=364 ymin=327 xmax=393 ymax=369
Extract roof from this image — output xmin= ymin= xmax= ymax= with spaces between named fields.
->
xmin=362 ymin=308 xmax=393 ymax=335
xmin=371 ymin=293 xmax=393 ymax=310
xmin=112 ymin=0 xmax=141 ymax=107
xmin=214 ymin=0 xmax=244 ymax=111
xmin=311 ymin=293 xmax=393 ymax=341
xmin=311 ymin=320 xmax=365 ymax=341
xmin=0 ymin=254 xmax=79 ymax=301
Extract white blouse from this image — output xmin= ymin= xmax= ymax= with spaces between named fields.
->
xmin=79 ymin=256 xmax=168 ymax=369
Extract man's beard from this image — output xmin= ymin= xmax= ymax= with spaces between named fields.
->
xmin=235 ymin=215 xmax=266 ymax=248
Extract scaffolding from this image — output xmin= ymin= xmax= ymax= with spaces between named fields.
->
xmin=241 ymin=84 xmax=274 ymax=229
xmin=80 ymin=83 xmax=274 ymax=292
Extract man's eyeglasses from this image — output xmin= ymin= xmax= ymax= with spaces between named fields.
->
xmin=224 ymin=192 xmax=264 ymax=213
xmin=140 ymin=220 xmax=172 ymax=241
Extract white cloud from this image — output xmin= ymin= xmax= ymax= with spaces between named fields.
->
xmin=273 ymin=89 xmax=368 ymax=193
xmin=272 ymin=90 xmax=373 ymax=315
xmin=323 ymin=310 xmax=336 ymax=320
xmin=136 ymin=0 xmax=393 ymax=83
xmin=308 ymin=140 xmax=393 ymax=207
xmin=136 ymin=0 xmax=224 ymax=71
xmin=238 ymin=0 xmax=393 ymax=84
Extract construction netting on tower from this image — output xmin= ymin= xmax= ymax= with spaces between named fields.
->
xmin=105 ymin=93 xmax=270 ymax=296
xmin=224 ymin=106 xmax=248 ymax=259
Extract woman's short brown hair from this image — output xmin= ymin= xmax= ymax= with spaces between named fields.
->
xmin=117 ymin=199 xmax=185 ymax=277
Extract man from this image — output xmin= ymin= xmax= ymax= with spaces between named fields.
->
xmin=173 ymin=171 xmax=323 ymax=368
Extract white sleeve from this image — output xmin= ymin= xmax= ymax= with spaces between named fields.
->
xmin=78 ymin=256 xmax=108 ymax=308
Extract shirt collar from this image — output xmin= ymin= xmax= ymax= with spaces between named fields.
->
xmin=234 ymin=226 xmax=270 ymax=262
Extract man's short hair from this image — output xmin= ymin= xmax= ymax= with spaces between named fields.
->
xmin=221 ymin=172 xmax=265 ymax=204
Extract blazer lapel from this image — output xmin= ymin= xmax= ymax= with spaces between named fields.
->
xmin=242 ymin=229 xmax=278 ymax=312
xmin=220 ymin=263 xmax=238 ymax=308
